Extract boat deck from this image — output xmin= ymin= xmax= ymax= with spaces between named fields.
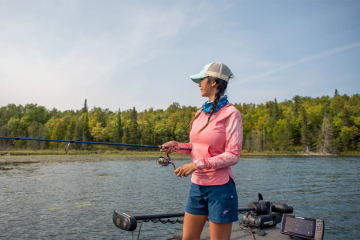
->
xmin=171 ymin=223 xmax=303 ymax=240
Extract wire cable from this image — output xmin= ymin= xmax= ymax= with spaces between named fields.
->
xmin=136 ymin=221 xmax=144 ymax=240
xmin=248 ymin=226 xmax=256 ymax=240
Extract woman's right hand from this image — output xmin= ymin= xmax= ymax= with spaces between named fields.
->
xmin=160 ymin=141 xmax=179 ymax=154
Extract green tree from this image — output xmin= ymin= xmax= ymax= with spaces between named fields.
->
xmin=38 ymin=123 xmax=46 ymax=149
xmin=300 ymin=106 xmax=311 ymax=151
xmin=292 ymin=95 xmax=302 ymax=118
xmin=342 ymin=107 xmax=352 ymax=127
xmin=339 ymin=126 xmax=358 ymax=151
xmin=1 ymin=92 xmax=360 ymax=153
xmin=65 ymin=117 xmax=77 ymax=140
xmin=21 ymin=104 xmax=48 ymax=127
xmin=80 ymin=113 xmax=91 ymax=142
xmin=272 ymin=98 xmax=282 ymax=121
xmin=91 ymin=123 xmax=104 ymax=142
xmin=273 ymin=118 xmax=293 ymax=151
xmin=82 ymin=99 xmax=88 ymax=114
xmin=317 ymin=116 xmax=335 ymax=154
xmin=127 ymin=107 xmax=139 ymax=144
xmin=112 ymin=108 xmax=123 ymax=144
xmin=8 ymin=117 xmax=24 ymax=136
xmin=28 ymin=122 xmax=38 ymax=149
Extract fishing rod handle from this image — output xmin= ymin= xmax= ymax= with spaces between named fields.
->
xmin=158 ymin=145 xmax=192 ymax=151
xmin=159 ymin=145 xmax=180 ymax=151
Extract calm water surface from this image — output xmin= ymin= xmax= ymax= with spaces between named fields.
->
xmin=0 ymin=156 xmax=359 ymax=239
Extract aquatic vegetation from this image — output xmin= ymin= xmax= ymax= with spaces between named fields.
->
xmin=96 ymin=173 xmax=116 ymax=178
xmin=74 ymin=202 xmax=91 ymax=208
xmin=49 ymin=207 xmax=63 ymax=211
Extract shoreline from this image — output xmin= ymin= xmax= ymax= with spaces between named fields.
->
xmin=1 ymin=150 xmax=359 ymax=164
xmin=0 ymin=151 xmax=191 ymax=164
xmin=1 ymin=150 xmax=360 ymax=156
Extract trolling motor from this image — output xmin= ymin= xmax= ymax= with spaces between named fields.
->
xmin=242 ymin=193 xmax=293 ymax=229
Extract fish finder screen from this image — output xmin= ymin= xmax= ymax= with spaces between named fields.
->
xmin=283 ymin=216 xmax=315 ymax=238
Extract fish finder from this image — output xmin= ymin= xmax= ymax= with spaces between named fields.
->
xmin=280 ymin=214 xmax=324 ymax=240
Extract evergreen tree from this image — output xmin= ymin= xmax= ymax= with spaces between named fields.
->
xmin=284 ymin=117 xmax=294 ymax=151
xmin=81 ymin=113 xmax=91 ymax=141
xmin=82 ymin=99 xmax=88 ymax=114
xmin=1 ymin=93 xmax=360 ymax=153
xmin=273 ymin=98 xmax=281 ymax=121
xmin=320 ymin=102 xmax=330 ymax=120
xmin=334 ymin=88 xmax=339 ymax=97
xmin=292 ymin=95 xmax=301 ymax=118
xmin=112 ymin=108 xmax=123 ymax=144
xmin=127 ymin=107 xmax=139 ymax=144
xmin=300 ymin=106 xmax=311 ymax=151
xmin=342 ymin=107 xmax=351 ymax=127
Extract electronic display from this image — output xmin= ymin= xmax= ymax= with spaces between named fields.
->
xmin=281 ymin=214 xmax=324 ymax=240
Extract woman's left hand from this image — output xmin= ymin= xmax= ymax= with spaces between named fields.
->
xmin=174 ymin=162 xmax=196 ymax=178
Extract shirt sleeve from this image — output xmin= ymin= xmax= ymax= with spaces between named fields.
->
xmin=193 ymin=110 xmax=243 ymax=170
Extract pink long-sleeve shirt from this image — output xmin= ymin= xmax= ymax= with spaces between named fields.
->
xmin=176 ymin=103 xmax=243 ymax=186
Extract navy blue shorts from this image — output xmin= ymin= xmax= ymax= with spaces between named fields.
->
xmin=185 ymin=178 xmax=238 ymax=223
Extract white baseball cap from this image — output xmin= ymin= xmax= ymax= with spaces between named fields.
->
xmin=189 ymin=62 xmax=233 ymax=83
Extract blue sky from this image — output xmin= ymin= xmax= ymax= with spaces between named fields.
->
xmin=0 ymin=0 xmax=359 ymax=112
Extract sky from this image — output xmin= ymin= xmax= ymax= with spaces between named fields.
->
xmin=0 ymin=0 xmax=359 ymax=112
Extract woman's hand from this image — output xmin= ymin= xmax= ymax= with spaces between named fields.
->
xmin=160 ymin=141 xmax=180 ymax=154
xmin=174 ymin=162 xmax=196 ymax=178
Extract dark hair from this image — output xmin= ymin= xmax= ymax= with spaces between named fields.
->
xmin=188 ymin=76 xmax=231 ymax=134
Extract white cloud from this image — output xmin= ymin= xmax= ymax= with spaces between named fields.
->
xmin=236 ymin=41 xmax=360 ymax=84
xmin=0 ymin=2 xmax=190 ymax=110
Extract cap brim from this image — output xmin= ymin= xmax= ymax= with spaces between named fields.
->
xmin=189 ymin=73 xmax=208 ymax=83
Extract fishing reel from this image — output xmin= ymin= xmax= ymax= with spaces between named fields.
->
xmin=157 ymin=153 xmax=176 ymax=170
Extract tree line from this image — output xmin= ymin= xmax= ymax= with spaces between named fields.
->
xmin=0 ymin=90 xmax=359 ymax=153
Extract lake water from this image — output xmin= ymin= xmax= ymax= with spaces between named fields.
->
xmin=0 ymin=155 xmax=359 ymax=239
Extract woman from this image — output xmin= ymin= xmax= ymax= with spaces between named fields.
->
xmin=161 ymin=62 xmax=243 ymax=240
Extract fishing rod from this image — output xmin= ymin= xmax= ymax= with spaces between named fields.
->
xmin=0 ymin=136 xmax=191 ymax=169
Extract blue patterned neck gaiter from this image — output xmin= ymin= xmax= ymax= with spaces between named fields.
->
xmin=202 ymin=95 xmax=229 ymax=114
